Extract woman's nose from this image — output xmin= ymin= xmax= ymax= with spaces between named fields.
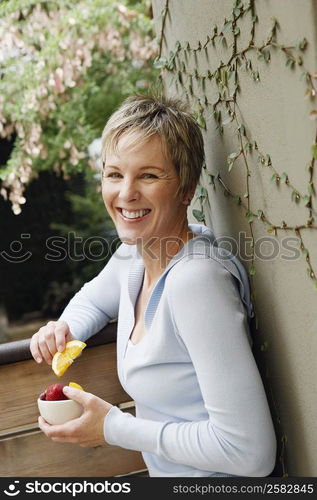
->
xmin=119 ymin=178 xmax=141 ymax=202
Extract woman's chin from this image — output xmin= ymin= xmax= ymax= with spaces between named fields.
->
xmin=116 ymin=230 xmax=140 ymax=246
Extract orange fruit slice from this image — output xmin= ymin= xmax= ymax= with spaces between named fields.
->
xmin=52 ymin=340 xmax=87 ymax=377
xmin=69 ymin=382 xmax=84 ymax=390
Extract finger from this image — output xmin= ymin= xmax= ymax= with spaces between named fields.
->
xmin=65 ymin=329 xmax=74 ymax=343
xmin=38 ymin=338 xmax=53 ymax=365
xmin=38 ymin=416 xmax=69 ymax=437
xmin=51 ymin=436 xmax=77 ymax=444
xmin=30 ymin=334 xmax=42 ymax=363
xmin=44 ymin=421 xmax=83 ymax=443
xmin=38 ymin=416 xmax=51 ymax=432
xmin=63 ymin=386 xmax=92 ymax=405
xmin=54 ymin=324 xmax=69 ymax=353
xmin=44 ymin=323 xmax=59 ymax=357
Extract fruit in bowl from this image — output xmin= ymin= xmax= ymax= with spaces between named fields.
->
xmin=37 ymin=382 xmax=84 ymax=425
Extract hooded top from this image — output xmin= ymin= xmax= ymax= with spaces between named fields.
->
xmin=59 ymin=223 xmax=276 ymax=477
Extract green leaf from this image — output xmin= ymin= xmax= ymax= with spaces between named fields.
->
xmin=246 ymin=211 xmax=254 ymax=222
xmin=199 ymin=95 xmax=208 ymax=106
xmin=223 ymin=21 xmax=232 ymax=32
xmin=281 ymin=172 xmax=289 ymax=184
xmin=228 ymin=70 xmax=235 ymax=81
xmin=249 ymin=264 xmax=256 ymax=276
xmin=153 ymin=57 xmax=167 ymax=69
xmin=265 ymin=154 xmax=272 ymax=166
xmin=296 ymin=38 xmax=308 ymax=51
xmin=260 ymin=341 xmax=269 ymax=352
xmin=233 ymin=7 xmax=241 ymax=16
xmin=291 ymin=191 xmax=301 ymax=202
xmin=238 ymin=124 xmax=246 ymax=135
xmin=286 ymin=58 xmax=295 ymax=69
xmin=263 ymin=49 xmax=271 ymax=62
xmin=227 ymin=152 xmax=238 ymax=169
xmin=267 ymin=227 xmax=276 ymax=234
xmin=213 ymin=110 xmax=222 ymax=123
xmin=300 ymin=71 xmax=309 ymax=81
xmin=307 ymin=183 xmax=314 ymax=196
xmin=196 ymin=186 xmax=209 ymax=198
xmin=252 ymin=71 xmax=260 ymax=82
xmin=220 ymin=69 xmax=228 ymax=86
xmin=234 ymin=195 xmax=241 ymax=205
xmin=243 ymin=142 xmax=252 ymax=152
xmin=222 ymin=116 xmax=234 ymax=126
xmin=233 ymin=26 xmax=240 ymax=36
xmin=228 ymin=152 xmax=238 ymax=160
xmin=196 ymin=113 xmax=206 ymax=129
xmin=192 ymin=209 xmax=205 ymax=222
xmin=208 ymin=174 xmax=215 ymax=188
xmin=311 ymin=143 xmax=317 ymax=159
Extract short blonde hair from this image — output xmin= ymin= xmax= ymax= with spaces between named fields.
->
xmin=101 ymin=94 xmax=205 ymax=198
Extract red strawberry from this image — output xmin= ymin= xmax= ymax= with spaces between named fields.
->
xmin=45 ymin=383 xmax=69 ymax=401
xmin=39 ymin=391 xmax=46 ymax=400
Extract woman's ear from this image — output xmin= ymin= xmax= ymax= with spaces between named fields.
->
xmin=182 ymin=186 xmax=196 ymax=206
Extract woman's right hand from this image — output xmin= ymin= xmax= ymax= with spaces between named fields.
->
xmin=30 ymin=320 xmax=74 ymax=365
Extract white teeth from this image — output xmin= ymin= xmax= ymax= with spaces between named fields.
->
xmin=121 ymin=209 xmax=150 ymax=219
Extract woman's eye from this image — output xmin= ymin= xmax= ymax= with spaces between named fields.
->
xmin=106 ymin=172 xmax=122 ymax=178
xmin=142 ymin=173 xmax=157 ymax=179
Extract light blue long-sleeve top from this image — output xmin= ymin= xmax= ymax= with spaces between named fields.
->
xmin=59 ymin=224 xmax=277 ymax=477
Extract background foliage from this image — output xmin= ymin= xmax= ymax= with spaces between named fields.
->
xmin=0 ymin=0 xmax=159 ymax=320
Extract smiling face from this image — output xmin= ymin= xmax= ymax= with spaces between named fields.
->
xmin=102 ymin=133 xmax=189 ymax=246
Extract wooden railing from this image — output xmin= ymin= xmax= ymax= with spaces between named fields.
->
xmin=0 ymin=321 xmax=147 ymax=477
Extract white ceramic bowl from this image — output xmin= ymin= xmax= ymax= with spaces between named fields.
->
xmin=37 ymin=397 xmax=83 ymax=425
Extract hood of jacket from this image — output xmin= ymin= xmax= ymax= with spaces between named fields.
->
xmin=169 ymin=223 xmax=255 ymax=322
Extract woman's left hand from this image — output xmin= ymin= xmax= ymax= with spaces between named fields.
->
xmin=38 ymin=386 xmax=113 ymax=447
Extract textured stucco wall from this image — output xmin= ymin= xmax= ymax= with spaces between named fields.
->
xmin=152 ymin=0 xmax=317 ymax=476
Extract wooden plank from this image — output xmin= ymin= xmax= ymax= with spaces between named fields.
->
xmin=0 ymin=343 xmax=130 ymax=434
xmin=0 ymin=428 xmax=146 ymax=477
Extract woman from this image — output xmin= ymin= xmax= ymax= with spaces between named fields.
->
xmin=30 ymin=94 xmax=276 ymax=477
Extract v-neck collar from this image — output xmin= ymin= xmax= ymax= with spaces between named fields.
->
xmin=126 ymin=229 xmax=202 ymax=334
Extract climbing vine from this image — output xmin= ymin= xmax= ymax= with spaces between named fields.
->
xmin=154 ymin=0 xmax=317 ymax=477
xmin=155 ymin=0 xmax=317 ymax=297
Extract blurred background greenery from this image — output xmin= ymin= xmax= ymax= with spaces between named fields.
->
xmin=0 ymin=0 xmax=159 ymax=338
